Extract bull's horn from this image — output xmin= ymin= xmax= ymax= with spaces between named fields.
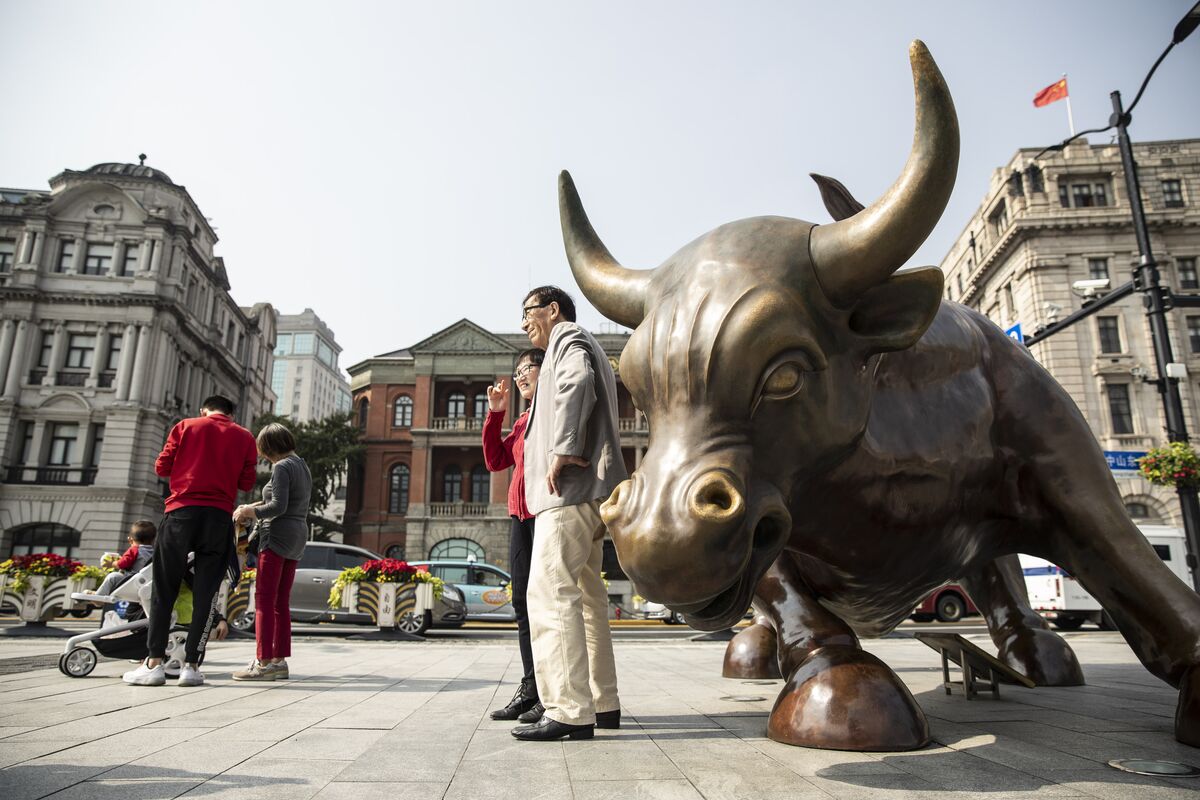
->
xmin=559 ymin=170 xmax=654 ymax=328
xmin=810 ymin=41 xmax=959 ymax=308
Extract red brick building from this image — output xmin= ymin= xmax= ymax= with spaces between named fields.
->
xmin=343 ymin=319 xmax=644 ymax=577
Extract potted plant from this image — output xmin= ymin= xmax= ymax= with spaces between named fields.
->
xmin=0 ymin=553 xmax=86 ymax=633
xmin=1138 ymin=442 xmax=1200 ymax=489
xmin=329 ymin=558 xmax=443 ymax=637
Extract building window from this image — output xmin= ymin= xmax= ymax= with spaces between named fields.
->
xmin=1097 ymin=317 xmax=1122 ymax=354
xmin=88 ymin=424 xmax=105 ymax=469
xmin=1058 ymin=183 xmax=1070 ymax=208
xmin=57 ymin=240 xmax=75 ymax=273
xmin=956 ymin=273 xmax=964 ymax=295
xmin=16 ymin=421 xmax=34 ymax=464
xmin=989 ymin=201 xmax=1008 ymax=236
xmin=473 ymin=393 xmax=488 ymax=418
xmin=274 ymin=333 xmax=292 ymax=356
xmin=8 ymin=523 xmax=81 ymax=558
xmin=1126 ymin=502 xmax=1154 ymax=521
xmin=293 ymin=333 xmax=314 ymax=354
xmin=1026 ymin=165 xmax=1044 ymax=193
xmin=1180 ymin=257 xmax=1199 ymax=290
xmin=1003 ymin=283 xmax=1016 ymax=321
xmin=0 ymin=238 xmax=15 ymax=272
xmin=1189 ymin=317 xmax=1200 ymax=355
xmin=471 ymin=465 xmax=489 ymax=503
xmin=1162 ymin=179 xmax=1185 ymax=208
xmin=393 ymin=395 xmax=413 ymax=427
xmin=48 ymin=423 xmax=79 ymax=465
xmin=389 ymin=464 xmax=410 ymax=514
xmin=120 ymin=242 xmax=139 ymax=275
xmin=357 ymin=399 xmax=369 ymax=429
xmin=1008 ymin=170 xmax=1024 ymax=197
xmin=1107 ymin=383 xmax=1134 ymax=435
xmin=1088 ymin=258 xmax=1109 ymax=281
xmin=443 ymin=465 xmax=462 ymax=502
xmin=447 ymin=392 xmax=466 ymax=418
xmin=105 ymin=333 xmax=122 ymax=372
xmin=65 ymin=334 xmax=95 ymax=369
xmin=1071 ymin=184 xmax=1094 ymax=207
xmin=82 ymin=243 xmax=113 ymax=275
xmin=37 ymin=330 xmax=54 ymax=368
xmin=429 ymin=537 xmax=485 ymax=562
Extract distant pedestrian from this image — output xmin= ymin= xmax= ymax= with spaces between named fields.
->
xmin=124 ymin=395 xmax=258 ymax=687
xmin=232 ymin=422 xmax=311 ymax=681
xmin=483 ymin=347 xmax=544 ymax=720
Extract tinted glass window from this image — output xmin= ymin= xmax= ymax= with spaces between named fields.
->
xmin=471 ymin=568 xmax=505 ymax=587
xmin=334 ymin=549 xmax=368 ymax=570
xmin=298 ymin=547 xmax=330 ymax=570
xmin=1153 ymin=544 xmax=1172 ymax=561
xmin=437 ymin=565 xmax=469 ymax=584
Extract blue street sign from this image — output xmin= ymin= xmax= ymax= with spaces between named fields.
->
xmin=1005 ymin=323 xmax=1024 ymax=344
xmin=1104 ymin=450 xmax=1147 ymax=472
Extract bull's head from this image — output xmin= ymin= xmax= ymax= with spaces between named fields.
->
xmin=560 ymin=42 xmax=959 ymax=630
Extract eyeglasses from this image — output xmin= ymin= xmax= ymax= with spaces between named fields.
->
xmin=515 ymin=364 xmax=539 ymax=379
xmin=520 ymin=301 xmax=552 ymax=322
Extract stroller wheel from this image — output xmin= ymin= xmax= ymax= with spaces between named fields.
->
xmin=59 ymin=647 xmax=97 ymax=678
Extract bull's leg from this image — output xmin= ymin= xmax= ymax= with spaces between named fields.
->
xmin=723 ymin=612 xmax=782 ymax=679
xmin=960 ymin=554 xmax=1084 ymax=686
xmin=759 ymin=553 xmax=929 ymax=751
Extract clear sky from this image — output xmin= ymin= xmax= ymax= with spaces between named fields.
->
xmin=2 ymin=1 xmax=1197 ymax=370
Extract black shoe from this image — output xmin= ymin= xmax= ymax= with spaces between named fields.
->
xmin=490 ymin=679 xmax=539 ymax=721
xmin=596 ymin=709 xmax=621 ymax=729
xmin=511 ymin=715 xmax=594 ymax=741
xmin=517 ymin=701 xmax=545 ymax=723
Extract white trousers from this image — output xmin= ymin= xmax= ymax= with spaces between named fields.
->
xmin=527 ymin=501 xmax=619 ymax=725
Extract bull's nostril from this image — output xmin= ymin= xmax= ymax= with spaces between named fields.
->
xmin=689 ymin=472 xmax=745 ymax=523
xmin=601 ymin=480 xmax=631 ymax=526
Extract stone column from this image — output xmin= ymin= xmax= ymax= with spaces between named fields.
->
xmin=138 ymin=240 xmax=152 ymax=273
xmin=115 ymin=323 xmax=138 ymax=400
xmin=28 ymin=420 xmax=47 ymax=469
xmin=29 ymin=231 xmax=44 ymax=267
xmin=177 ymin=359 xmax=192 ymax=411
xmin=44 ymin=323 xmax=66 ymax=386
xmin=128 ymin=325 xmax=152 ymax=403
xmin=70 ymin=237 xmax=85 ymax=274
xmin=149 ymin=330 xmax=173 ymax=406
xmin=0 ymin=319 xmax=15 ymax=391
xmin=3 ymin=320 xmax=30 ymax=398
xmin=111 ymin=241 xmax=125 ymax=277
xmin=17 ymin=230 xmax=32 ymax=263
xmin=87 ymin=326 xmax=109 ymax=386
xmin=149 ymin=239 xmax=164 ymax=273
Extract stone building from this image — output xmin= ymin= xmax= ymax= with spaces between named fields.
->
xmin=344 ymin=319 xmax=646 ymax=599
xmin=939 ymin=137 xmax=1199 ymax=525
xmin=0 ymin=160 xmax=276 ymax=562
xmin=271 ymin=308 xmax=352 ymax=423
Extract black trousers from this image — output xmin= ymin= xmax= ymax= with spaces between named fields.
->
xmin=509 ymin=515 xmax=536 ymax=684
xmin=148 ymin=506 xmax=232 ymax=664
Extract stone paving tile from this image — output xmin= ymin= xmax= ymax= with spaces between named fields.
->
xmin=100 ymin=733 xmax=274 ymax=780
xmin=178 ymin=756 xmax=351 ymax=800
xmin=1049 ymin=768 xmax=1200 ymax=799
xmin=311 ymin=781 xmax=449 ymax=800
xmin=572 ymin=778 xmax=706 ymax=800
xmin=259 ymin=727 xmax=387 ymax=761
xmin=565 ymin=735 xmax=685 ymax=781
xmin=878 ymin=747 xmax=1085 ymax=794
xmin=0 ymin=739 xmax=78 ymax=769
xmin=444 ymin=759 xmax=574 ymax=800
xmin=40 ymin=778 xmax=204 ymax=800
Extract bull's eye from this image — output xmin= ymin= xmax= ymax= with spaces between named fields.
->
xmin=762 ymin=363 xmax=803 ymax=399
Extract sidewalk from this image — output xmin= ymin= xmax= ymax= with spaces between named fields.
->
xmin=0 ymin=632 xmax=1196 ymax=799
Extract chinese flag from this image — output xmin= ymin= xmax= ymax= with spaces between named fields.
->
xmin=1033 ymin=78 xmax=1068 ymax=108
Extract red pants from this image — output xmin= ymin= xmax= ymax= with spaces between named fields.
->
xmin=255 ymin=549 xmax=297 ymax=660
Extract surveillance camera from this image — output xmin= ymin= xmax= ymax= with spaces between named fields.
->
xmin=1072 ymin=279 xmax=1111 ymax=291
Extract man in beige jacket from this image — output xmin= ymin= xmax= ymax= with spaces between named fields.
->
xmin=512 ymin=285 xmax=628 ymax=742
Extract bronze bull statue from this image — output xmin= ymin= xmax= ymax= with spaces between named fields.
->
xmin=557 ymin=41 xmax=1200 ymax=751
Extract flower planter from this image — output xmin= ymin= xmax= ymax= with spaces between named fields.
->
xmin=63 ymin=576 xmax=100 ymax=613
xmin=226 ymin=577 xmax=257 ymax=633
xmin=0 ymin=576 xmax=77 ymax=636
xmin=341 ymin=581 xmax=433 ymax=636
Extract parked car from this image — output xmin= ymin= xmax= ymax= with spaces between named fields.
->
xmin=636 ymin=600 xmax=686 ymax=624
xmin=911 ymin=583 xmax=978 ymax=623
xmin=409 ymin=560 xmax=515 ymax=621
xmin=230 ymin=542 xmax=467 ymax=635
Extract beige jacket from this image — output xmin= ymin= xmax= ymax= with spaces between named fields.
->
xmin=524 ymin=322 xmax=628 ymax=515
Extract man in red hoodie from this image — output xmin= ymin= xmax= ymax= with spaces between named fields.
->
xmin=124 ymin=395 xmax=258 ymax=687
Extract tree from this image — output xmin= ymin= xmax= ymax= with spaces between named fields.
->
xmin=250 ymin=411 xmax=364 ymax=538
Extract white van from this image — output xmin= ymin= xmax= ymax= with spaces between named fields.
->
xmin=1020 ymin=526 xmax=1191 ymax=630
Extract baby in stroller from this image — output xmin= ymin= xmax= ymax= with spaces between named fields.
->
xmin=60 ymin=538 xmax=241 ymax=679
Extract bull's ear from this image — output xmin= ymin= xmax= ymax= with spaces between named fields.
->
xmin=810 ymin=173 xmax=865 ymax=222
xmin=849 ymin=267 xmax=943 ymax=353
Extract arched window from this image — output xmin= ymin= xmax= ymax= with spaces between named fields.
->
xmin=430 ymin=537 xmax=485 ymax=561
xmin=357 ymin=399 xmax=369 ymax=430
xmin=470 ymin=465 xmax=490 ymax=503
xmin=7 ymin=523 xmax=81 ymax=558
xmin=473 ymin=393 xmax=489 ymax=418
xmin=389 ymin=464 xmax=410 ymax=514
xmin=385 ymin=544 xmax=406 ymax=559
xmin=1125 ymin=501 xmax=1160 ymax=522
xmin=393 ymin=395 xmax=413 ymax=427
xmin=443 ymin=464 xmax=462 ymax=502
xmin=447 ymin=392 xmax=466 ymax=418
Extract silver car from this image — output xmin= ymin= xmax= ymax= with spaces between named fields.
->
xmin=234 ymin=542 xmax=467 ymax=635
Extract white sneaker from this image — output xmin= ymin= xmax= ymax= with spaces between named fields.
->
xmin=122 ymin=661 xmax=166 ymax=686
xmin=177 ymin=664 xmax=205 ymax=687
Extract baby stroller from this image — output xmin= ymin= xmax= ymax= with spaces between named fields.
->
xmin=59 ymin=546 xmax=241 ymax=678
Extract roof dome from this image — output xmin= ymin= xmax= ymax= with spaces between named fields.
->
xmin=83 ymin=162 xmax=174 ymax=185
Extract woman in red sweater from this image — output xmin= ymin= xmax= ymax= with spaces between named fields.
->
xmin=483 ymin=347 xmax=543 ymax=720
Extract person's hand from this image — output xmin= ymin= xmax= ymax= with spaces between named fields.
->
xmin=487 ymin=379 xmax=510 ymax=413
xmin=211 ymin=620 xmax=228 ymax=641
xmin=547 ymin=454 xmax=590 ymax=496
xmin=233 ymin=505 xmax=257 ymax=524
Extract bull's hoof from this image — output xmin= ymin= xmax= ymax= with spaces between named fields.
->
xmin=723 ymin=623 xmax=781 ymax=679
xmin=767 ymin=645 xmax=929 ymax=751
xmin=1177 ymin=665 xmax=1200 ymax=747
xmin=998 ymin=626 xmax=1085 ymax=686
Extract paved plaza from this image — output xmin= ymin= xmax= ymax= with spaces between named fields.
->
xmin=0 ymin=631 xmax=1197 ymax=799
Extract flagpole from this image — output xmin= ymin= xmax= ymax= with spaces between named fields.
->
xmin=1063 ymin=73 xmax=1076 ymax=136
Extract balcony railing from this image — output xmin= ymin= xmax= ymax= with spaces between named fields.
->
xmin=618 ymin=417 xmax=648 ymax=432
xmin=431 ymin=417 xmax=483 ymax=431
xmin=57 ymin=372 xmax=87 ymax=387
xmin=28 ymin=369 xmax=47 ymax=384
xmin=4 ymin=465 xmax=97 ymax=486
xmin=428 ymin=502 xmax=489 ymax=517
xmin=97 ymin=372 xmax=115 ymax=388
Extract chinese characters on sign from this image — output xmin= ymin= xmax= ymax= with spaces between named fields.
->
xmin=1104 ymin=451 xmax=1147 ymax=472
